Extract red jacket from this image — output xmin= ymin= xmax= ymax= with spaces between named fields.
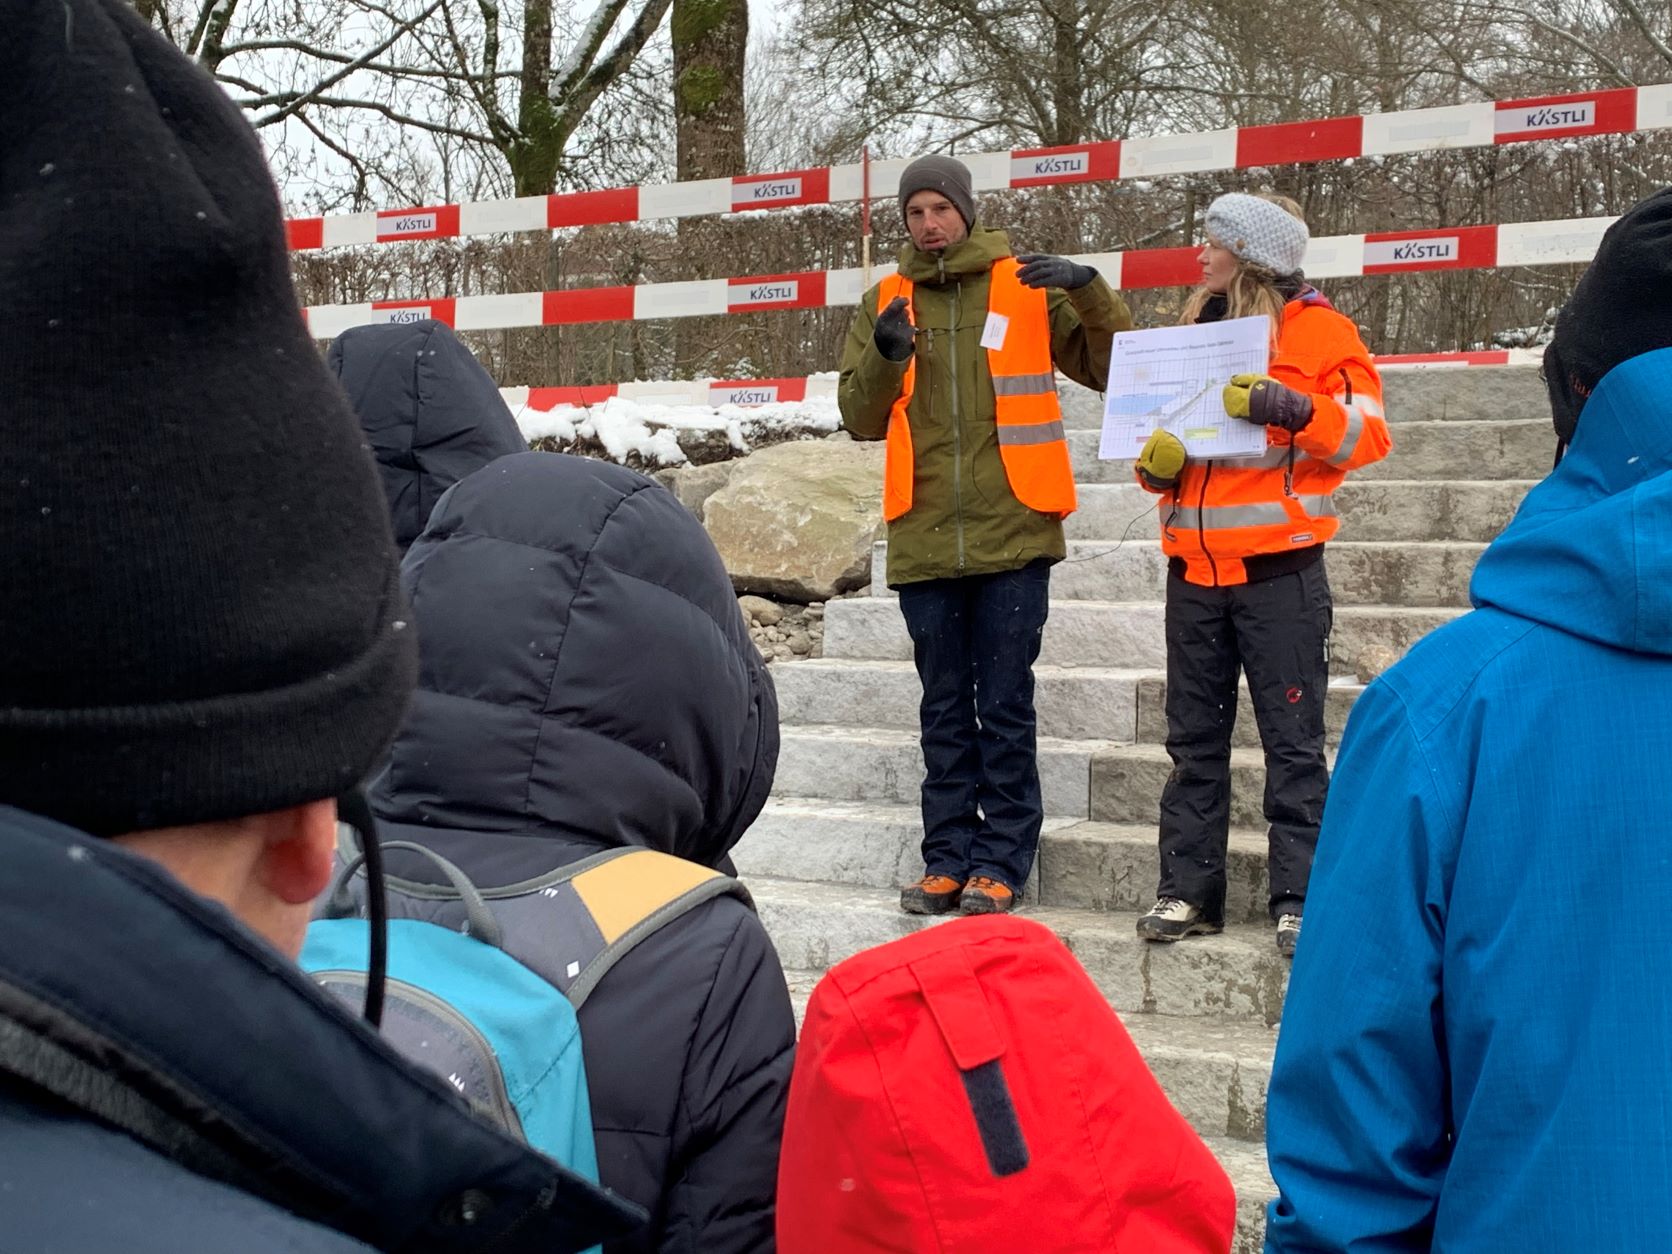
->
xmin=778 ymin=916 xmax=1236 ymax=1253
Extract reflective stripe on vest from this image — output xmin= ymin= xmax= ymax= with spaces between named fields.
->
xmin=879 ymin=259 xmax=1077 ymax=521
xmin=1167 ymin=495 xmax=1339 ymax=532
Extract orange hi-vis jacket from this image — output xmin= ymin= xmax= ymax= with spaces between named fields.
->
xmin=880 ymin=258 xmax=1077 ymax=522
xmin=1141 ymin=294 xmax=1391 ymax=586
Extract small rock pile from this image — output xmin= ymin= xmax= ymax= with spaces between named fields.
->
xmin=739 ymin=594 xmax=826 ymax=663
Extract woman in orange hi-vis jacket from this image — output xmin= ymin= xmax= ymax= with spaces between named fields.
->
xmin=1132 ymin=193 xmax=1391 ymax=958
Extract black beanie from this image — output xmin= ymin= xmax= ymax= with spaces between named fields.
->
xmin=897 ymin=155 xmax=976 ymax=229
xmin=0 ymin=0 xmax=417 ymax=836
xmin=1545 ymin=186 xmax=1672 ymax=445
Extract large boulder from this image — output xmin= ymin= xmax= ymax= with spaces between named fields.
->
xmin=704 ymin=440 xmax=885 ymax=602
xmin=654 ymin=460 xmax=740 ymax=521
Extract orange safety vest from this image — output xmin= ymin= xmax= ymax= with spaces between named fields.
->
xmin=879 ymin=258 xmax=1077 ymax=522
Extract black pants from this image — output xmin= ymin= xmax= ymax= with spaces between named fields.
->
xmin=1156 ymin=562 xmax=1332 ymax=924
xmin=897 ymin=561 xmax=1051 ymax=893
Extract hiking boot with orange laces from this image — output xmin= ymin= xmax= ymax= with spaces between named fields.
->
xmin=959 ymin=876 xmax=1017 ymax=915
xmin=900 ymin=874 xmax=964 ymax=915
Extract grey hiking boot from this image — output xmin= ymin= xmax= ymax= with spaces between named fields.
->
xmin=1275 ymin=912 xmax=1302 ymax=958
xmin=1136 ymin=897 xmax=1222 ymax=942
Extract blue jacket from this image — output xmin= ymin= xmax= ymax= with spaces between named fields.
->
xmin=0 ymin=806 xmax=642 ymax=1254
xmin=1265 ymin=348 xmax=1672 ymax=1251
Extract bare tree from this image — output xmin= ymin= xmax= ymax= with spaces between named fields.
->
xmin=794 ymin=0 xmax=1191 ymax=151
xmin=135 ymin=0 xmax=680 ymax=205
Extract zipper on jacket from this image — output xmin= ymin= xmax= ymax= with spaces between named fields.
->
xmin=1197 ymin=461 xmax=1219 ymax=586
xmin=945 ymin=254 xmax=967 ymax=573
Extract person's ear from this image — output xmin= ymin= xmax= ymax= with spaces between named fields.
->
xmin=258 ymin=797 xmax=339 ymax=906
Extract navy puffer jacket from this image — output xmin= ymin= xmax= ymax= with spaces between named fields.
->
xmin=327 ymin=319 xmax=528 ymax=550
xmin=370 ymin=451 xmax=790 ymax=1254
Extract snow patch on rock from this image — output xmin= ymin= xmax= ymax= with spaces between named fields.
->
xmin=514 ymin=395 xmax=841 ymax=470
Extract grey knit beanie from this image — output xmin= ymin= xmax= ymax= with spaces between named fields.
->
xmin=897 ymin=155 xmax=976 ymax=228
xmin=1204 ymin=193 xmax=1309 ymax=276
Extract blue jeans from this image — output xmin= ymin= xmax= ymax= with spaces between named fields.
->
xmin=896 ymin=561 xmax=1051 ymax=893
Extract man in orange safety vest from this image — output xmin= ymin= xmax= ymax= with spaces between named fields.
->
xmin=837 ymin=154 xmax=1133 ymax=916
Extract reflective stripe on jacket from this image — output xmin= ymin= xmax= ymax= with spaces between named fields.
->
xmin=881 ymin=259 xmax=1077 ymax=521
xmin=1144 ymin=296 xmax=1391 ymax=585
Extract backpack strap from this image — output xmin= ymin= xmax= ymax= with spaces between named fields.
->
xmin=322 ymin=840 xmax=503 ymax=948
xmin=550 ymin=848 xmax=750 ymax=1009
xmin=328 ymin=833 xmax=750 ymax=1011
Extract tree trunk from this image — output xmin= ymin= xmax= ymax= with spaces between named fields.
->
xmin=543 ymin=232 xmax=564 ymax=386
xmin=512 ymin=0 xmax=560 ymax=197
xmin=1048 ymin=0 xmax=1085 ymax=146
xmin=672 ymin=0 xmax=748 ymax=374
xmin=673 ymin=0 xmax=748 ymax=182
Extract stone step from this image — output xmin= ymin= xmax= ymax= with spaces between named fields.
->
xmin=869 ymin=538 xmax=1483 ymax=606
xmin=770 ymin=656 xmax=1362 ymax=750
xmin=775 ymin=724 xmax=1113 ymax=816
xmin=1135 ymin=675 xmax=1364 ymax=750
xmin=751 ymin=875 xmax=1290 ymax=1025
xmin=734 ymin=797 xmax=1070 ymax=900
xmin=1215 ymin=1137 xmax=1278 ymax=1254
xmin=1068 ymin=419 xmax=1551 ymax=483
xmin=1057 ymin=365 xmax=1544 ymax=431
xmin=1068 ymin=479 xmax=1533 ymax=544
xmin=1123 ymin=1018 xmax=1276 ymax=1144
xmin=736 ymin=801 xmax=1275 ymax=923
xmin=1376 ymin=363 xmax=1547 ymax=423
xmin=1040 ymin=820 xmax=1272 ymax=924
xmin=822 ymin=594 xmax=1459 ymax=676
xmin=1090 ymin=743 xmax=1331 ymax=829
xmin=783 ymin=969 xmax=1275 ymax=1144
xmin=772 ymin=658 xmax=1144 ymax=741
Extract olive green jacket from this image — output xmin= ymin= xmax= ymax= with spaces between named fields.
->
xmin=838 ymin=227 xmax=1131 ymax=586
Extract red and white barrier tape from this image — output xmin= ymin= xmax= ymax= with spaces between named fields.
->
xmin=303 ymin=213 xmax=1612 ymax=339
xmin=500 ymin=350 xmax=1543 ymax=412
xmin=285 ymin=85 xmax=1662 ymax=252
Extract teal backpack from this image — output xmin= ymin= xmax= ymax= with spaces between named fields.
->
xmin=303 ymin=841 xmax=600 ymax=1191
xmin=302 ymin=836 xmax=750 ymax=1236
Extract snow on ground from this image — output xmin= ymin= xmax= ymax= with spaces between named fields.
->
xmin=512 ymin=394 xmax=842 ymax=467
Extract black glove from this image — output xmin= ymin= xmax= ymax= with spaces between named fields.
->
xmin=1016 ymin=253 xmax=1096 ymax=291
xmin=874 ymin=296 xmax=916 ymax=361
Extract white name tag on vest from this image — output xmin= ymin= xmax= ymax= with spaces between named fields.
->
xmin=980 ymin=311 xmax=1010 ymax=350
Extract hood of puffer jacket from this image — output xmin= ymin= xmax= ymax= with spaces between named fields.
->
xmin=369 ymin=452 xmax=779 ymax=869
xmin=327 ymin=319 xmax=528 ymax=550
xmin=1470 ymin=345 xmax=1672 ymax=656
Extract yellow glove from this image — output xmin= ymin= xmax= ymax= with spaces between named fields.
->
xmin=1137 ymin=429 xmax=1186 ymax=490
xmin=1223 ymin=373 xmax=1314 ymax=432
